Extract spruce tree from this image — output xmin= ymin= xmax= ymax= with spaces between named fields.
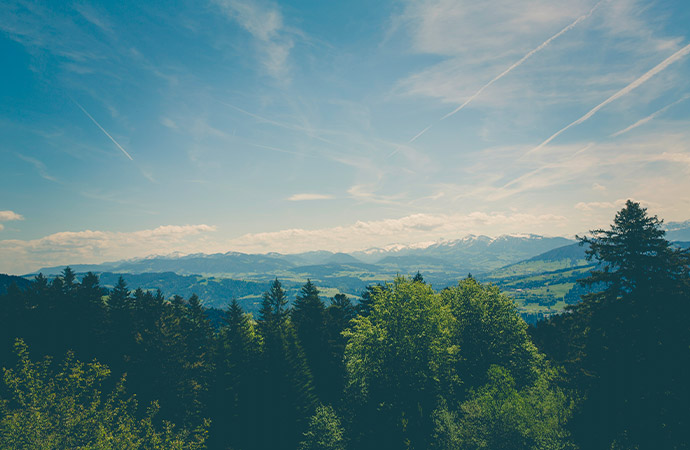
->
xmin=534 ymin=200 xmax=690 ymax=449
xmin=292 ymin=280 xmax=330 ymax=400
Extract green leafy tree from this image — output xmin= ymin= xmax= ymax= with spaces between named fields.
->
xmin=441 ymin=278 xmax=541 ymax=398
xmin=299 ymin=404 xmax=347 ymax=450
xmin=0 ymin=340 xmax=207 ymax=450
xmin=344 ymin=277 xmax=454 ymax=450
xmin=432 ymin=366 xmax=573 ymax=450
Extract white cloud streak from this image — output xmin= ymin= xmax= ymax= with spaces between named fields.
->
xmin=575 ymin=200 xmax=617 ymax=211
xmin=530 ymin=42 xmax=690 ymax=154
xmin=16 ymin=154 xmax=59 ymax=182
xmin=73 ymin=101 xmax=134 ymax=160
xmin=441 ymin=0 xmax=603 ymax=122
xmin=287 ymin=193 xmax=334 ymax=201
xmin=610 ymin=94 xmax=690 ymax=137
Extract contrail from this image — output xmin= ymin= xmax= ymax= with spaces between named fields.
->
xmin=610 ymin=94 xmax=690 ymax=137
xmin=409 ymin=125 xmax=432 ymax=143
xmin=440 ymin=0 xmax=603 ymax=122
xmin=73 ymin=101 xmax=133 ymax=160
xmin=529 ymin=42 xmax=690 ymax=154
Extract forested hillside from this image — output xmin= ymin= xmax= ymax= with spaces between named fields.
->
xmin=0 ymin=201 xmax=688 ymax=449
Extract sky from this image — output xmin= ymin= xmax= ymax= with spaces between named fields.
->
xmin=1 ymin=0 xmax=690 ymax=274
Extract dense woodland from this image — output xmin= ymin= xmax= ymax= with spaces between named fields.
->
xmin=0 ymin=201 xmax=688 ymax=449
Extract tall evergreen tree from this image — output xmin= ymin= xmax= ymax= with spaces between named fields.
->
xmin=292 ymin=280 xmax=331 ymax=401
xmin=210 ymin=300 xmax=262 ymax=450
xmin=258 ymin=278 xmax=289 ymax=333
xmin=533 ymin=200 xmax=690 ymax=449
xmin=256 ymin=280 xmax=317 ymax=450
xmin=324 ymin=294 xmax=356 ymax=405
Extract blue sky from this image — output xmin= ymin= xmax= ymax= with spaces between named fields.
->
xmin=1 ymin=0 xmax=690 ymax=274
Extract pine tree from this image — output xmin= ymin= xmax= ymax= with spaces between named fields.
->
xmin=258 ymin=278 xmax=289 ymax=333
xmin=256 ymin=280 xmax=317 ymax=450
xmin=292 ymin=280 xmax=330 ymax=400
xmin=577 ymin=199 xmax=688 ymax=297
xmin=210 ymin=300 xmax=262 ymax=450
xmin=535 ymin=200 xmax=690 ymax=449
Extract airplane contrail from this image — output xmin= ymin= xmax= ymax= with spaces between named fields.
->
xmin=409 ymin=125 xmax=432 ymax=143
xmin=73 ymin=101 xmax=134 ymax=160
xmin=529 ymin=42 xmax=690 ymax=154
xmin=610 ymin=94 xmax=690 ymax=137
xmin=440 ymin=0 xmax=604 ymax=122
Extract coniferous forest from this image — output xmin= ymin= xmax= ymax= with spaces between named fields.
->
xmin=1 ymin=201 xmax=689 ymax=450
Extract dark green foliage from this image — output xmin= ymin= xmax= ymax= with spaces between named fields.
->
xmin=578 ymin=200 xmax=688 ymax=297
xmin=257 ymin=319 xmax=317 ymax=450
xmin=441 ymin=278 xmax=541 ymax=396
xmin=258 ymin=278 xmax=289 ymax=331
xmin=533 ymin=200 xmax=690 ymax=450
xmin=3 ymin=209 xmax=689 ymax=450
xmin=292 ymin=280 xmax=332 ymax=401
xmin=355 ymin=283 xmax=386 ymax=317
xmin=209 ymin=300 xmax=261 ymax=450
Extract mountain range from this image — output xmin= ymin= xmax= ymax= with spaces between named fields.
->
xmin=34 ymin=234 xmax=575 ymax=279
xmin=14 ymin=222 xmax=690 ymax=322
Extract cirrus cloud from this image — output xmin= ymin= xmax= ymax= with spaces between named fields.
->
xmin=287 ymin=193 xmax=334 ymax=201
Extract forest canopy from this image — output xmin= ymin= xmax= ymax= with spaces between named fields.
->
xmin=0 ymin=200 xmax=688 ymax=450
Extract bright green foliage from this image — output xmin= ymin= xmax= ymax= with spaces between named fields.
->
xmin=299 ymin=404 xmax=347 ymax=450
xmin=0 ymin=340 xmax=208 ymax=450
xmin=432 ymin=366 xmax=573 ymax=450
xmin=441 ymin=277 xmax=541 ymax=397
xmin=344 ymin=277 xmax=454 ymax=449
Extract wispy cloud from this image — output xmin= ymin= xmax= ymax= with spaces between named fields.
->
xmin=16 ymin=154 xmax=59 ymax=182
xmin=574 ymin=200 xmax=618 ymax=211
xmin=73 ymin=101 xmax=134 ymax=160
xmin=530 ymin=42 xmax=690 ymax=154
xmin=610 ymin=94 xmax=690 ymax=137
xmin=287 ymin=193 xmax=334 ymax=201
xmin=213 ymin=0 xmax=295 ymax=80
xmin=441 ymin=0 xmax=602 ymax=122
xmin=402 ymin=1 xmax=601 ymax=144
